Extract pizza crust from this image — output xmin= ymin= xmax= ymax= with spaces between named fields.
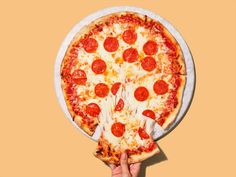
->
xmin=162 ymin=26 xmax=186 ymax=75
xmin=162 ymin=75 xmax=186 ymax=129
xmin=128 ymin=146 xmax=160 ymax=164
xmin=61 ymin=80 xmax=98 ymax=136
xmin=61 ymin=81 xmax=76 ymax=120
xmin=66 ymin=12 xmax=127 ymax=51
xmin=94 ymin=145 xmax=160 ymax=164
xmin=74 ymin=115 xmax=98 ymax=136
xmin=176 ymin=50 xmax=186 ymax=75
xmin=93 ymin=151 xmax=120 ymax=164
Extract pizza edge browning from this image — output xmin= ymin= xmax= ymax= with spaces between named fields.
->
xmin=61 ymin=81 xmax=98 ymax=136
xmin=154 ymin=22 xmax=186 ymax=128
xmin=158 ymin=28 xmax=186 ymax=129
xmin=93 ymin=147 xmax=160 ymax=164
xmin=66 ymin=11 xmax=148 ymax=49
xmin=175 ymin=48 xmax=186 ymax=75
xmin=93 ymin=136 xmax=160 ymax=164
xmin=162 ymin=26 xmax=186 ymax=75
xmin=128 ymin=147 xmax=160 ymax=164
xmin=74 ymin=115 xmax=98 ymax=136
xmin=162 ymin=75 xmax=186 ymax=129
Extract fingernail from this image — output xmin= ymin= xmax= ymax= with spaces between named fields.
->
xmin=121 ymin=153 xmax=127 ymax=160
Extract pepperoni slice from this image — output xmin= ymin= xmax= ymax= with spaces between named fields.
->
xmin=94 ymin=83 xmax=109 ymax=98
xmin=138 ymin=128 xmax=150 ymax=140
xmin=91 ymin=59 xmax=106 ymax=74
xmin=141 ymin=56 xmax=157 ymax=72
xmin=122 ymin=29 xmax=137 ymax=44
xmin=134 ymin=87 xmax=149 ymax=101
xmin=111 ymin=82 xmax=121 ymax=95
xmin=153 ymin=80 xmax=169 ymax=95
xmin=143 ymin=40 xmax=158 ymax=55
xmin=111 ymin=122 xmax=125 ymax=137
xmin=72 ymin=69 xmax=87 ymax=85
xmin=115 ymin=98 xmax=124 ymax=111
xmin=83 ymin=38 xmax=98 ymax=53
xmin=86 ymin=103 xmax=101 ymax=117
xmin=142 ymin=109 xmax=156 ymax=119
xmin=123 ymin=48 xmax=138 ymax=63
xmin=103 ymin=37 xmax=119 ymax=52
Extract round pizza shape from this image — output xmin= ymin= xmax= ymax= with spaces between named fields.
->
xmin=55 ymin=7 xmax=195 ymax=164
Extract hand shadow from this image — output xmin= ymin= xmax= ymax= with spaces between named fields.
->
xmin=139 ymin=146 xmax=167 ymax=177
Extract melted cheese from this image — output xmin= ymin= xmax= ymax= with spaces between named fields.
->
xmin=103 ymin=122 xmax=120 ymax=147
xmin=73 ymin=22 xmax=175 ymax=150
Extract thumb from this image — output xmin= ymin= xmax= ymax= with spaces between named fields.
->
xmin=120 ymin=153 xmax=130 ymax=176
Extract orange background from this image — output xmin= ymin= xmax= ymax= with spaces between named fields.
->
xmin=0 ymin=0 xmax=235 ymax=177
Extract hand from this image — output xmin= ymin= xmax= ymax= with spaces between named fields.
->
xmin=109 ymin=153 xmax=141 ymax=177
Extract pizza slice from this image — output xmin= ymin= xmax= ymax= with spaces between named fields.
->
xmin=94 ymin=116 xmax=160 ymax=164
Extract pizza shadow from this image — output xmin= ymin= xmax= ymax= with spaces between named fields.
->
xmin=139 ymin=146 xmax=167 ymax=177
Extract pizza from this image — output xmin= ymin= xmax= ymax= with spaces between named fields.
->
xmin=60 ymin=11 xmax=186 ymax=164
xmin=94 ymin=117 xmax=160 ymax=164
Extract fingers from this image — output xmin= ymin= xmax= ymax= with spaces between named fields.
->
xmin=132 ymin=162 xmax=141 ymax=169
xmin=120 ymin=153 xmax=130 ymax=177
xmin=130 ymin=162 xmax=141 ymax=177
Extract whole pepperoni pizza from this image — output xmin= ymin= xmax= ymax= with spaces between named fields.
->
xmin=60 ymin=12 xmax=186 ymax=164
